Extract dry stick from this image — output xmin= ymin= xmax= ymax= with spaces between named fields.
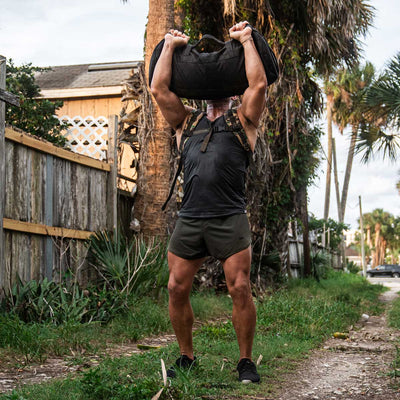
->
xmin=277 ymin=23 xmax=295 ymax=61
xmin=257 ymin=229 xmax=267 ymax=289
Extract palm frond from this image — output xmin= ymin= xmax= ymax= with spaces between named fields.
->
xmin=365 ymin=52 xmax=400 ymax=129
xmin=355 ymin=122 xmax=400 ymax=163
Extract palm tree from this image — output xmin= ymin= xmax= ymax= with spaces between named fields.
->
xmin=323 ymin=79 xmax=335 ymax=221
xmin=332 ymin=62 xmax=376 ymax=222
xmin=123 ymin=0 xmax=175 ymax=236
xmin=323 ymin=75 xmax=343 ymax=220
xmin=121 ymin=0 xmax=374 ymax=278
xmin=362 ymin=209 xmax=395 ymax=267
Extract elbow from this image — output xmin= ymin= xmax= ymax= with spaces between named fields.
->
xmin=256 ymin=78 xmax=268 ymax=93
xmin=249 ymin=78 xmax=267 ymax=95
xmin=150 ymin=84 xmax=160 ymax=99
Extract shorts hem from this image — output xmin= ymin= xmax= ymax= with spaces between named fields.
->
xmin=215 ymin=240 xmax=252 ymax=260
xmin=168 ymin=247 xmax=208 ymax=260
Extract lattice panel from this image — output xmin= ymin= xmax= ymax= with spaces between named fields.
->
xmin=58 ymin=115 xmax=108 ymax=160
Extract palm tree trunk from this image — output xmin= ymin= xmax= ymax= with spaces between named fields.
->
xmin=324 ymin=97 xmax=333 ymax=220
xmin=298 ymin=186 xmax=311 ymax=277
xmin=332 ymin=138 xmax=342 ymax=221
xmin=135 ymin=0 xmax=174 ymax=236
xmin=340 ymin=124 xmax=358 ymax=221
xmin=374 ymin=223 xmax=381 ymax=267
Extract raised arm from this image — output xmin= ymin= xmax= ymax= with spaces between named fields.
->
xmin=229 ymin=22 xmax=267 ymax=128
xmin=150 ymin=30 xmax=192 ymax=129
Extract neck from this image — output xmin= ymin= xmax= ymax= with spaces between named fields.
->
xmin=206 ymin=101 xmax=230 ymax=121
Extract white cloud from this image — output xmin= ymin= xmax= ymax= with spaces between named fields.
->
xmin=0 ymin=0 xmax=149 ymax=65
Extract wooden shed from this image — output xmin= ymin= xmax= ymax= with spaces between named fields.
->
xmin=36 ymin=61 xmax=139 ymax=118
xmin=35 ymin=61 xmax=140 ymax=192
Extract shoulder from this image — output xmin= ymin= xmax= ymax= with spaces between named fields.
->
xmin=175 ymin=106 xmax=196 ymax=135
xmin=176 ymin=107 xmax=205 ymax=135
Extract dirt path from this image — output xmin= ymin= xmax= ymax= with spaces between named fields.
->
xmin=0 ymin=330 xmax=180 ymax=393
xmin=274 ymin=280 xmax=400 ymax=400
xmin=0 ymin=315 xmax=229 ymax=394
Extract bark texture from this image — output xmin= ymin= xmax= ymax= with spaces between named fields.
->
xmin=134 ymin=0 xmax=175 ymax=236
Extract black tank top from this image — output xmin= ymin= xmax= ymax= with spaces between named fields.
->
xmin=178 ymin=112 xmax=250 ymax=218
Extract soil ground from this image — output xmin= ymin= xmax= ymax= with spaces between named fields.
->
xmin=272 ymin=278 xmax=400 ymax=400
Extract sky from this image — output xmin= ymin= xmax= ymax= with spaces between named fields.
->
xmin=1 ymin=0 xmax=399 ymax=229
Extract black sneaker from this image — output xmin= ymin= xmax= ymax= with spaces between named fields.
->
xmin=166 ymin=355 xmax=197 ymax=378
xmin=237 ymin=358 xmax=260 ymax=384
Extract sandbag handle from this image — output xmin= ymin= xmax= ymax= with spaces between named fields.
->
xmin=192 ymin=34 xmax=226 ymax=48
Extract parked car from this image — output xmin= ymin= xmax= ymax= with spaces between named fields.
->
xmin=366 ymin=264 xmax=400 ymax=278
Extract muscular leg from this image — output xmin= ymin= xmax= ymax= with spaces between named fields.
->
xmin=168 ymin=251 xmax=205 ymax=359
xmin=222 ymin=246 xmax=256 ymax=360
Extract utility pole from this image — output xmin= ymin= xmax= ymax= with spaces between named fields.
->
xmin=359 ymin=195 xmax=367 ymax=276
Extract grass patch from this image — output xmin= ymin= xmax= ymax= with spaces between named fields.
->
xmin=0 ymin=292 xmax=231 ymax=366
xmin=388 ymin=295 xmax=400 ymax=330
xmin=1 ymin=272 xmax=385 ymax=400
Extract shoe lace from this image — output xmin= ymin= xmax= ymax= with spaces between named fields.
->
xmin=239 ymin=359 xmax=256 ymax=373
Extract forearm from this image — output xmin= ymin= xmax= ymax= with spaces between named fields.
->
xmin=151 ymin=42 xmax=175 ymax=93
xmin=242 ymin=39 xmax=267 ymax=89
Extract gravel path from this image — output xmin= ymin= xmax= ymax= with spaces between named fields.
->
xmin=274 ymin=279 xmax=400 ymax=400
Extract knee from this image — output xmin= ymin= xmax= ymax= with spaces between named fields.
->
xmin=228 ymin=278 xmax=251 ymax=303
xmin=168 ymin=277 xmax=190 ymax=302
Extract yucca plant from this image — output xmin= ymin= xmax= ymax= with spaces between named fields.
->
xmin=86 ymin=231 xmax=169 ymax=299
xmin=86 ymin=230 xmax=134 ymax=290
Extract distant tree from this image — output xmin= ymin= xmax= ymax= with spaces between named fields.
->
xmin=308 ymin=216 xmax=349 ymax=252
xmin=361 ymin=209 xmax=398 ymax=267
xmin=5 ymin=60 xmax=67 ymax=146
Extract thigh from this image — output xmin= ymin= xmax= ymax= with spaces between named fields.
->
xmin=222 ymin=246 xmax=252 ymax=287
xmin=168 ymin=251 xmax=206 ymax=289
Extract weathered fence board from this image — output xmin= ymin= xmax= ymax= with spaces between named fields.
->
xmin=1 ymin=123 xmax=121 ymax=291
xmin=0 ymin=56 xmax=6 ymax=273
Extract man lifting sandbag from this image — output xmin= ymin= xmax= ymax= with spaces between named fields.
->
xmin=150 ymin=21 xmax=275 ymax=384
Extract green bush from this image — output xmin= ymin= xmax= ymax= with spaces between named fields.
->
xmin=347 ymin=260 xmax=361 ymax=274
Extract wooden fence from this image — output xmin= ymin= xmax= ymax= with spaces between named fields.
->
xmin=0 ymin=57 xmax=135 ymax=294
xmin=0 ymin=122 xmax=116 ymax=292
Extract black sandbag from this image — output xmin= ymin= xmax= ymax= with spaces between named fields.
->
xmin=149 ymin=25 xmax=279 ymax=100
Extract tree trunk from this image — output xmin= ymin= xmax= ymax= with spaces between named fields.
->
xmin=134 ymin=0 xmax=175 ymax=236
xmin=340 ymin=124 xmax=358 ymax=221
xmin=332 ymin=138 xmax=342 ymax=221
xmin=366 ymin=225 xmax=374 ymax=267
xmin=298 ymin=186 xmax=311 ymax=277
xmin=332 ymin=138 xmax=344 ymax=268
xmin=374 ymin=223 xmax=381 ymax=266
xmin=324 ymin=96 xmax=333 ymax=220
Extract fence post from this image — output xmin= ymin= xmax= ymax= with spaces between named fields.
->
xmin=107 ymin=115 xmax=118 ymax=233
xmin=0 ymin=56 xmax=6 ymax=287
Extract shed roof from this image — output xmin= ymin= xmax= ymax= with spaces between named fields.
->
xmin=35 ymin=61 xmax=140 ymax=90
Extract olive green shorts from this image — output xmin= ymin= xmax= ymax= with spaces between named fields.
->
xmin=168 ymin=213 xmax=251 ymax=260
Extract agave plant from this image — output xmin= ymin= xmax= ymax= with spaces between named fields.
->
xmin=86 ymin=231 xmax=169 ymax=298
xmin=86 ymin=230 xmax=134 ymax=290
